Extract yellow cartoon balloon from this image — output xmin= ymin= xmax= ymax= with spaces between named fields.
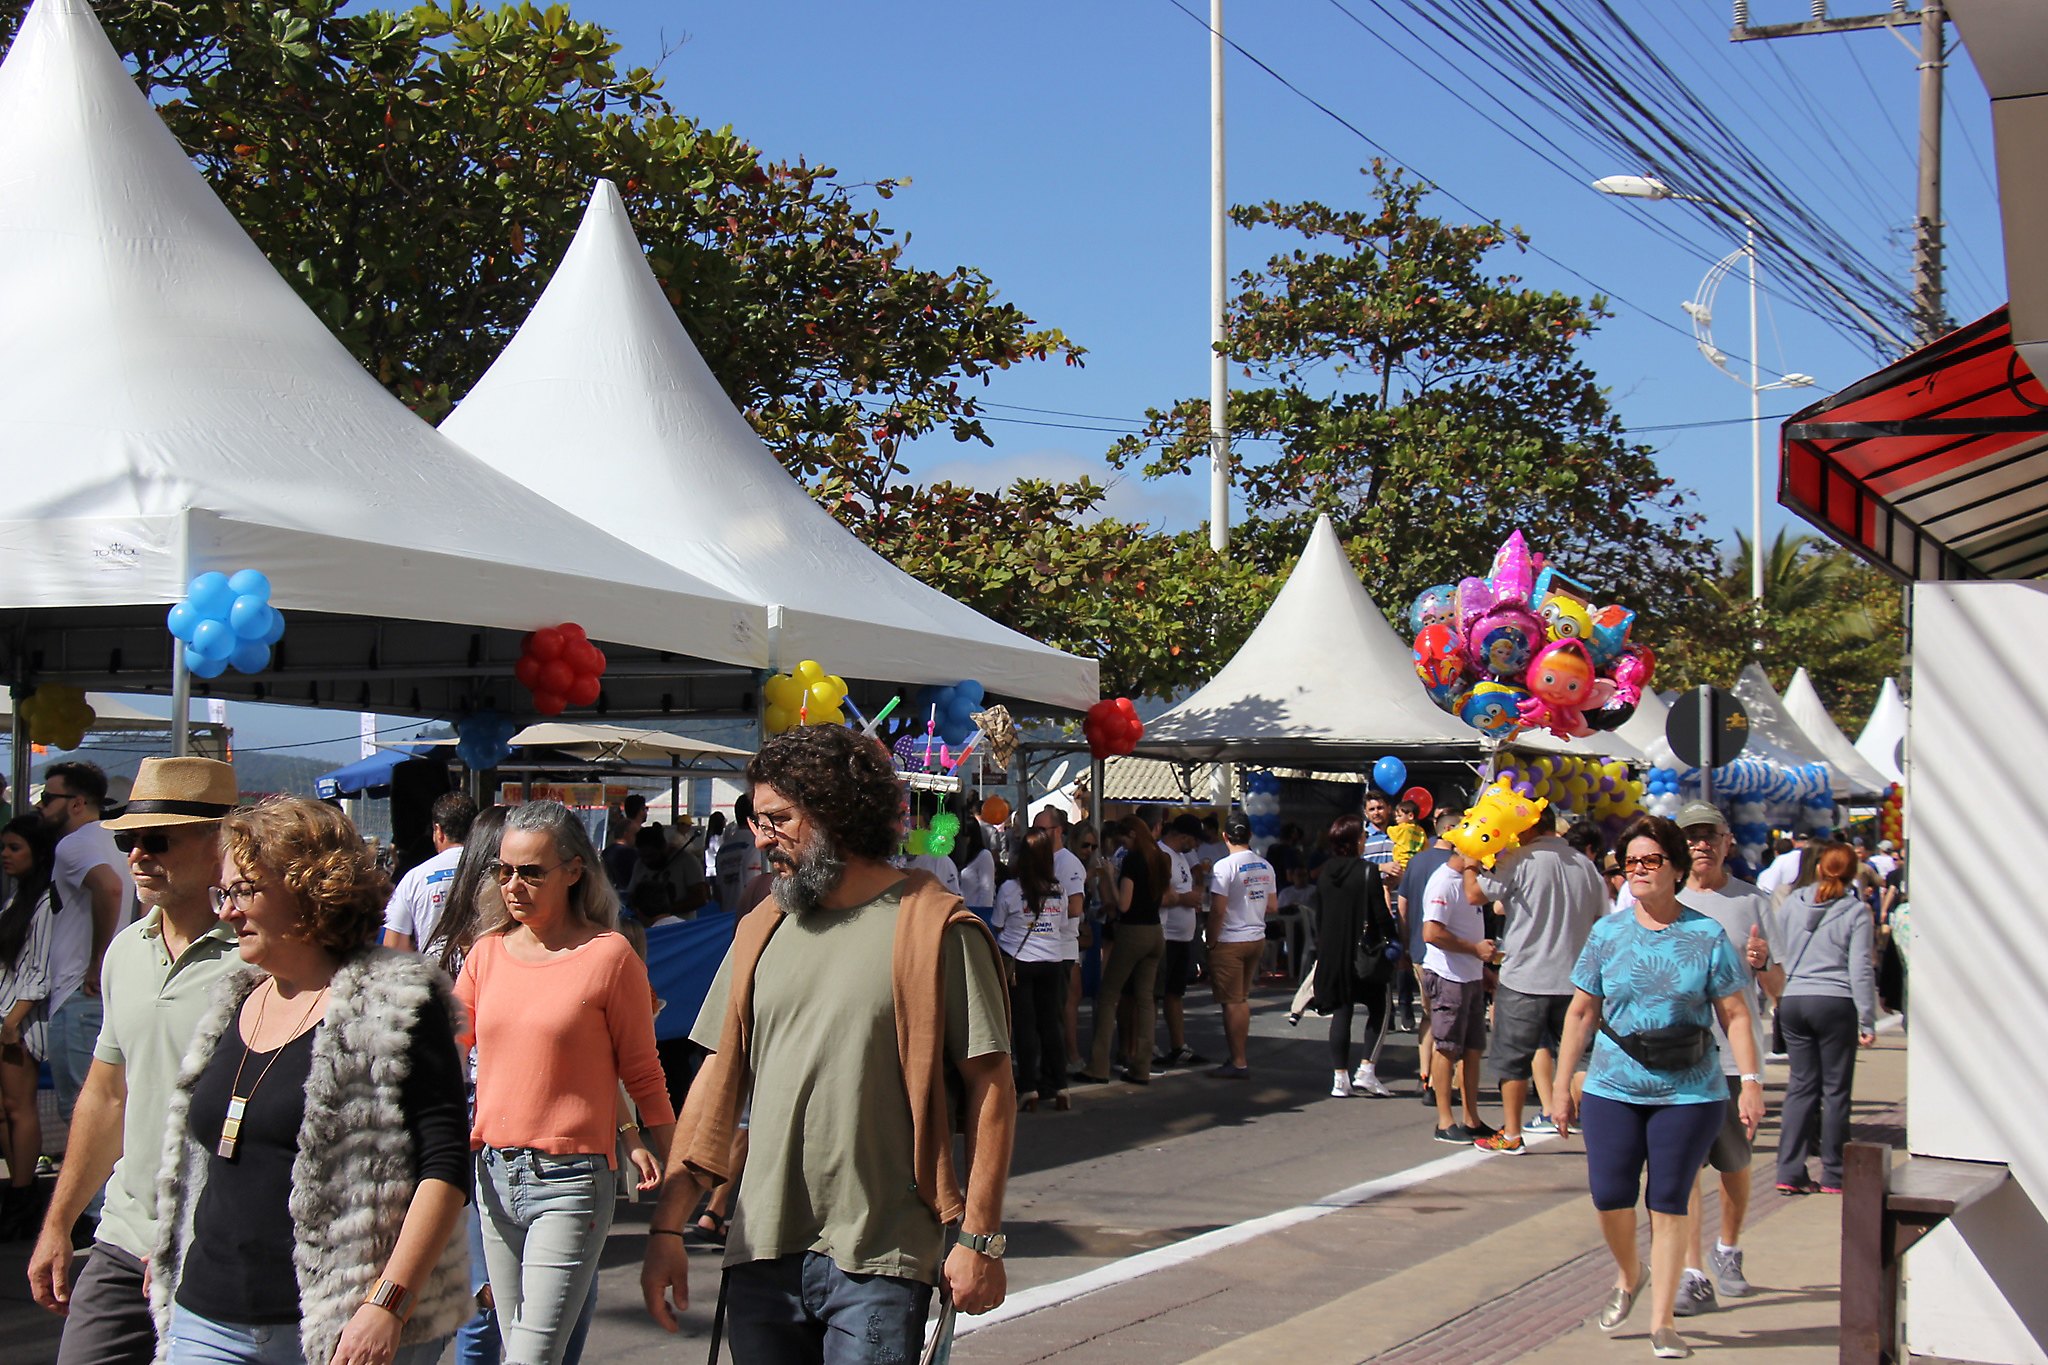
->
xmin=1445 ymin=777 xmax=1548 ymax=868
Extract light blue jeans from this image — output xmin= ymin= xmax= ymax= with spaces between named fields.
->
xmin=47 ymin=993 xmax=103 ymax=1218
xmin=163 ymin=1305 xmax=445 ymax=1364
xmin=477 ymin=1147 xmax=616 ymax=1365
xmin=456 ymin=1200 xmax=599 ymax=1365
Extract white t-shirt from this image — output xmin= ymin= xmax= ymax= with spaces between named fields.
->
xmin=49 ymin=821 xmax=135 ymax=1011
xmin=714 ymin=827 xmax=765 ymax=912
xmin=1756 ymin=849 xmax=1803 ymax=899
xmin=1161 ymin=847 xmax=1198 ymax=943
xmin=1421 ymin=861 xmax=1484 ymax=983
xmin=1679 ymin=876 xmax=1783 ymax=1076
xmin=1195 ymin=839 xmax=1229 ymax=872
xmin=384 ymin=845 xmax=462 ymax=951
xmin=898 ymin=853 xmax=962 ymax=897
xmin=1207 ymin=848 xmax=1277 ymax=944
xmin=957 ymin=849 xmax=996 ymax=910
xmin=995 ymin=880 xmax=1067 ymax=963
xmin=1053 ymin=846 xmax=1088 ymax=961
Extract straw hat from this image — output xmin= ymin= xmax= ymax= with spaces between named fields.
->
xmin=103 ymin=757 xmax=238 ymax=830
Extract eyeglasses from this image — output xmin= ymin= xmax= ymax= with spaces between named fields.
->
xmin=750 ymin=805 xmax=800 ymax=837
xmin=492 ymin=860 xmax=567 ymax=886
xmin=114 ymin=831 xmax=174 ymax=856
xmin=210 ymin=882 xmax=261 ymax=913
xmin=1621 ymin=854 xmax=1668 ymax=872
xmin=35 ymin=789 xmax=74 ymax=806
xmin=1682 ymin=830 xmax=1722 ymax=845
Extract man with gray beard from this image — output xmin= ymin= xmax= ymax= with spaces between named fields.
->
xmin=642 ymin=726 xmax=1014 ymax=1360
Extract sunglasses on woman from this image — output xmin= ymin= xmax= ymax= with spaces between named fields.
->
xmin=492 ymin=859 xmax=567 ymax=886
xmin=1621 ymin=853 xmax=1667 ymax=872
xmin=113 ymin=831 xmax=174 ymax=856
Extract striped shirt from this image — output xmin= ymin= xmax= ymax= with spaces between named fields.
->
xmin=1361 ymin=823 xmax=1395 ymax=869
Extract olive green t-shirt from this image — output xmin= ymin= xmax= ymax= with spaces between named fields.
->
xmin=690 ymin=886 xmax=1009 ymax=1283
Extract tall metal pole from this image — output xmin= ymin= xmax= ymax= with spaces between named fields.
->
xmin=1208 ymin=0 xmax=1229 ymax=556
xmin=1747 ymin=221 xmax=1764 ymax=614
xmin=1913 ymin=0 xmax=1946 ymax=345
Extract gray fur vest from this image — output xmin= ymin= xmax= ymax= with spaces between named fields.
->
xmin=150 ymin=948 xmax=471 ymax=1363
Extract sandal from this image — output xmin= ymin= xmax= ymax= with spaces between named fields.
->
xmin=687 ymin=1210 xmax=729 ymax=1245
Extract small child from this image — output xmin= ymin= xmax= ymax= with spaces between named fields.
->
xmin=1388 ymin=798 xmax=1427 ymax=870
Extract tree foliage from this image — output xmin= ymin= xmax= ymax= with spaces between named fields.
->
xmin=1110 ymin=164 xmax=1715 ymax=637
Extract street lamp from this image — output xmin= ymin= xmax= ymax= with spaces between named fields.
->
xmin=1593 ymin=176 xmax=1816 ymax=611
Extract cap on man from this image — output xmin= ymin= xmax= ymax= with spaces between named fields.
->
xmin=30 ymin=758 xmax=244 ymax=1365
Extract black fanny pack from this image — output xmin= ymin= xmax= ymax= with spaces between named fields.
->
xmin=1600 ymin=1020 xmax=1714 ymax=1072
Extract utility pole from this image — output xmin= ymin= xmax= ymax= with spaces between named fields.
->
xmin=1732 ymin=1 xmax=1947 ymax=347
xmin=1209 ymin=0 xmax=1230 ymax=555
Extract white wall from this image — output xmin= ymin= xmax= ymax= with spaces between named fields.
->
xmin=1906 ymin=582 xmax=2048 ymax=1364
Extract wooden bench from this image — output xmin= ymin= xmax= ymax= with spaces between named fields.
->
xmin=1840 ymin=1141 xmax=2012 ymax=1365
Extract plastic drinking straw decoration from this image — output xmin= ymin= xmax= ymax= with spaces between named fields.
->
xmin=862 ymin=695 xmax=902 ymax=738
xmin=924 ymin=705 xmax=939 ymax=770
xmin=840 ymin=694 xmax=869 ymax=729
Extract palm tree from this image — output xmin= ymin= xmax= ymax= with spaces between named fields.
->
xmin=1697 ymin=530 xmax=1879 ymax=645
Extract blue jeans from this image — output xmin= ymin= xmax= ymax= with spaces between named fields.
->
xmin=47 ymin=993 xmax=103 ymax=1218
xmin=477 ymin=1147 xmax=615 ymax=1365
xmin=163 ymin=1305 xmax=445 ymax=1364
xmin=726 ymin=1252 xmax=934 ymax=1365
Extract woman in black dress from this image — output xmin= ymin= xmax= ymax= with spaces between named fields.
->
xmin=1312 ymin=815 xmax=1397 ymax=1097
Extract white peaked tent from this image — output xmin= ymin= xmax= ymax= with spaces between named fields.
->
xmin=1731 ymin=663 xmax=1855 ymax=799
xmin=0 ymin=1 xmax=766 ymax=703
xmin=1616 ymin=688 xmax=1680 ymax=768
xmin=1510 ymin=726 xmax=1651 ymax=765
xmin=1139 ymin=517 xmax=1480 ymax=763
xmin=440 ymin=181 xmax=1098 ymax=711
xmin=1855 ymin=677 xmax=1908 ymax=785
xmin=1783 ymin=668 xmax=1894 ymax=800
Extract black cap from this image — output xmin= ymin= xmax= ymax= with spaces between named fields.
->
xmin=1168 ymin=814 xmax=1204 ymax=838
xmin=1224 ymin=816 xmax=1253 ymax=843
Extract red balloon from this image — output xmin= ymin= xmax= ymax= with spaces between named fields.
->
xmin=539 ymin=660 xmax=576 ymax=695
xmin=526 ymin=627 xmax=566 ymax=662
xmin=532 ymin=691 xmax=567 ymax=717
xmin=1113 ymin=696 xmax=1138 ymax=722
xmin=584 ymin=645 xmax=607 ymax=677
xmin=570 ymin=641 xmax=605 ymax=676
xmin=557 ymin=622 xmax=588 ymax=645
xmin=514 ymin=655 xmax=543 ymax=689
xmin=1403 ymin=786 xmax=1434 ymax=820
xmin=567 ymin=674 xmax=601 ymax=707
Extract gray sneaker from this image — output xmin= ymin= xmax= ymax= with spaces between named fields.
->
xmin=1709 ymin=1243 xmax=1750 ymax=1297
xmin=1673 ymin=1273 xmax=1717 ymax=1317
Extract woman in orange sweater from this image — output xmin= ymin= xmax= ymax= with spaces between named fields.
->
xmin=456 ymin=801 xmax=676 ymax=1365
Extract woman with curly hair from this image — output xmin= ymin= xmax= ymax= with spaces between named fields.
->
xmin=152 ymin=796 xmax=472 ymax=1365
xmin=457 ymin=801 xmax=673 ymax=1365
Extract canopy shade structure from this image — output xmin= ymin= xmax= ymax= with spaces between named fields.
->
xmin=1138 ymin=517 xmax=1482 ymax=764
xmin=1781 ymin=309 xmax=2048 ymax=581
xmin=1781 ymin=668 xmax=1894 ymax=801
xmin=315 ymin=747 xmax=437 ymax=800
xmin=412 ymin=722 xmax=752 ymax=772
xmin=1731 ymin=664 xmax=1857 ymax=800
xmin=0 ymin=691 xmax=171 ymax=734
xmin=1615 ymin=689 xmax=1680 ymax=769
xmin=0 ymin=0 xmax=769 ymax=721
xmin=1507 ymin=726 xmax=1650 ymax=766
xmin=439 ymin=181 xmax=1097 ymax=713
xmin=1855 ymin=676 xmax=1909 ymax=785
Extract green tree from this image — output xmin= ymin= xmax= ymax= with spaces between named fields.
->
xmin=1110 ymin=163 xmax=1714 ymax=631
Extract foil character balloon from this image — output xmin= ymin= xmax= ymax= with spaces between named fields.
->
xmin=1456 ymin=576 xmax=1499 ymax=636
xmin=1469 ymin=604 xmax=1545 ymax=681
xmin=1610 ymin=644 xmax=1657 ymax=706
xmin=1425 ymin=679 xmax=1468 ymax=714
xmin=1518 ymin=640 xmax=1614 ymax=739
xmin=1538 ymin=593 xmax=1593 ymax=644
xmin=1588 ymin=603 xmax=1637 ymax=667
xmin=1459 ymin=680 xmax=1529 ymax=737
xmin=1445 ymin=777 xmax=1547 ymax=868
xmin=1412 ymin=621 xmax=1469 ymax=693
xmin=1531 ymin=564 xmax=1597 ymax=611
xmin=1487 ymin=530 xmax=1534 ymax=605
xmin=1408 ymin=583 xmax=1460 ymax=637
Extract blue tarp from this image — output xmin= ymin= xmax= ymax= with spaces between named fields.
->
xmin=315 ymin=746 xmax=435 ymax=799
xmin=645 ymin=910 xmax=737 ymax=1041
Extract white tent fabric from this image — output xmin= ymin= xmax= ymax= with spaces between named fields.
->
xmin=1782 ymin=668 xmax=1894 ymax=800
xmin=439 ymin=181 xmax=1097 ymax=711
xmin=412 ymin=722 xmax=751 ymax=765
xmin=0 ymin=0 xmax=763 ymax=664
xmin=1855 ymin=677 xmax=1908 ymax=785
xmin=1731 ymin=664 xmax=1855 ymax=798
xmin=1616 ymin=688 xmax=1679 ymax=768
xmin=1139 ymin=516 xmax=1480 ymax=763
xmin=1508 ymin=726 xmax=1650 ymax=765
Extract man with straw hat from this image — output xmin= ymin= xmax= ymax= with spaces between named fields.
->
xmin=29 ymin=757 xmax=243 ymax=1365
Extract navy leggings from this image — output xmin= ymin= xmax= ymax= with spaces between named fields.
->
xmin=1579 ymin=1094 xmax=1726 ymax=1215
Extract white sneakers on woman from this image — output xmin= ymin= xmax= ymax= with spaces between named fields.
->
xmin=1352 ymin=1062 xmax=1394 ymax=1097
xmin=1330 ymin=1070 xmax=1355 ymax=1097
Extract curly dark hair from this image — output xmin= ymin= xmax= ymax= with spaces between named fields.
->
xmin=746 ymin=726 xmax=903 ymax=860
xmin=223 ymin=797 xmax=390 ymax=958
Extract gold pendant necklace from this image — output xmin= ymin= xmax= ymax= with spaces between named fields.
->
xmin=218 ymin=978 xmax=326 ymax=1160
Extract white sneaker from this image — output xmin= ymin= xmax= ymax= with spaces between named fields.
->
xmin=1330 ymin=1070 xmax=1356 ymax=1097
xmin=1352 ymin=1064 xmax=1393 ymax=1097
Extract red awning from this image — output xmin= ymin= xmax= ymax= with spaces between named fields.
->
xmin=1779 ymin=308 xmax=2048 ymax=581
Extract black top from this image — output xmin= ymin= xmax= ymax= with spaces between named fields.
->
xmin=1311 ymin=857 xmax=1394 ymax=1012
xmin=177 ymin=989 xmax=470 ymax=1325
xmin=1116 ymin=848 xmax=1164 ymax=927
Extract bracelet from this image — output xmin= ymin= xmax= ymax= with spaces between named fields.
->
xmin=618 ymin=1121 xmax=641 ymax=1134
xmin=648 ymin=1228 xmax=688 ymax=1239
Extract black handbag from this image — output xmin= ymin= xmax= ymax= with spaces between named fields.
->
xmin=1599 ymin=1019 xmax=1714 ymax=1071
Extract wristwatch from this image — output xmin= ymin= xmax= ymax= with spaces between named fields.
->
xmin=1739 ymin=1072 xmax=1764 ymax=1084
xmin=365 ymin=1279 xmax=414 ymax=1322
xmin=959 ymin=1230 xmax=1007 ymax=1259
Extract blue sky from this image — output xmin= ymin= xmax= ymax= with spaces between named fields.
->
xmin=109 ymin=1 xmax=2014 ymax=759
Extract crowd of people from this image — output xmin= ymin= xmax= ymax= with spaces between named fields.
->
xmin=0 ymin=742 xmax=1907 ymax=1364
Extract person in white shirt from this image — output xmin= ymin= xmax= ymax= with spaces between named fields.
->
xmin=1205 ymin=820 xmax=1276 ymax=1079
xmin=953 ymin=816 xmax=998 ymax=929
xmin=382 ymin=791 xmax=476 ymax=952
xmin=1031 ymin=809 xmax=1090 ymax=1070
xmin=1153 ymin=816 xmax=1209 ymax=1068
xmin=1754 ymin=834 xmax=1808 ymax=902
xmin=998 ymin=829 xmax=1081 ymax=1110
xmin=1422 ymin=857 xmax=1496 ymax=1143
xmin=714 ymin=793 xmax=767 ymax=913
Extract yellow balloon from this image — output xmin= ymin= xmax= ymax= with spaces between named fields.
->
xmin=764 ymin=704 xmax=793 ymax=734
xmin=818 ymin=705 xmax=846 ymax=727
xmin=794 ymin=659 xmax=826 ymax=685
xmin=807 ymin=680 xmax=844 ymax=714
xmin=765 ymin=673 xmax=803 ymax=711
xmin=827 ymin=674 xmax=849 ymax=700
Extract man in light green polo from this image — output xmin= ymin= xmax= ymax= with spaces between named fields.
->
xmin=27 ymin=757 xmax=243 ymax=1365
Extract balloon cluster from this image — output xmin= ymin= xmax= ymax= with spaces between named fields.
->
xmin=456 ymin=711 xmax=518 ymax=772
xmin=1711 ymin=757 xmax=1829 ymax=804
xmin=1243 ymin=770 xmax=1282 ymax=848
xmin=1642 ymin=767 xmax=1685 ymax=818
xmin=1727 ymin=800 xmax=1771 ymax=872
xmin=516 ymin=624 xmax=606 ymax=717
xmin=1878 ymin=784 xmax=1903 ymax=847
xmin=1083 ymin=698 xmax=1144 ymax=760
xmin=18 ymin=684 xmax=95 ymax=751
xmin=764 ymin=660 xmax=848 ymax=734
xmin=1408 ymin=532 xmax=1653 ymax=741
xmin=167 ymin=569 xmax=286 ymax=680
xmin=912 ymin=680 xmax=985 ymax=746
xmin=906 ymin=811 xmax=961 ymax=858
xmin=1371 ymin=754 xmax=1407 ymax=795
xmin=1444 ymin=777 xmax=1546 ymax=868
xmin=1494 ymin=755 xmax=1643 ymax=822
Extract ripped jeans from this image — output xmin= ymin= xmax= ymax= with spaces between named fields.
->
xmin=725 ymin=1251 xmax=935 ymax=1365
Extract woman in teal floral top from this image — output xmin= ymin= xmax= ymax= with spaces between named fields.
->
xmin=1551 ymin=815 xmax=1765 ymax=1361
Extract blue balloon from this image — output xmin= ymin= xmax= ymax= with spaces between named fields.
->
xmin=184 ymin=646 xmax=227 ymax=679
xmin=191 ymin=618 xmax=236 ymax=661
xmin=226 ymin=568 xmax=272 ymax=601
xmin=955 ymin=679 xmax=985 ymax=705
xmin=229 ymin=594 xmax=272 ymax=639
xmin=187 ymin=572 xmax=235 ymax=620
xmin=259 ymin=608 xmax=287 ymax=646
xmin=1372 ymin=755 xmax=1407 ymax=794
xmin=228 ymin=640 xmax=271 ymax=674
xmin=166 ymin=601 xmax=201 ymax=642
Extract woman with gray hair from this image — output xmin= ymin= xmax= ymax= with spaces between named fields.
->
xmin=455 ymin=802 xmax=675 ymax=1365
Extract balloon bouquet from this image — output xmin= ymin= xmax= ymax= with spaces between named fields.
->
xmin=1408 ymin=532 xmax=1654 ymax=742
xmin=17 ymin=685 xmax=95 ymax=752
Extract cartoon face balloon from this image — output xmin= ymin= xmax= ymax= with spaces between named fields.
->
xmin=1412 ymin=622 xmax=1469 ymax=693
xmin=1538 ymin=593 xmax=1593 ymax=644
xmin=1459 ymin=680 xmax=1528 ymax=736
xmin=1445 ymin=777 xmax=1547 ymax=868
xmin=1408 ymin=584 xmax=1460 ymax=637
xmin=1524 ymin=639 xmax=1598 ymax=709
xmin=1588 ymin=603 xmax=1637 ymax=667
xmin=1469 ymin=605 xmax=1545 ymax=681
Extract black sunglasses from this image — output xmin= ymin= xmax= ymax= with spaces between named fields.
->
xmin=113 ymin=831 xmax=173 ymax=856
